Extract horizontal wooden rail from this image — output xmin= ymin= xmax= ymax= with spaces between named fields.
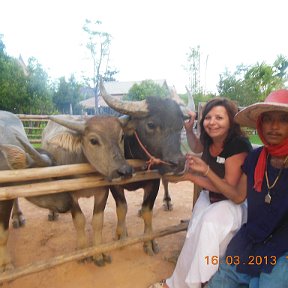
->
xmin=0 ymin=160 xmax=146 ymax=184
xmin=0 ymin=160 xmax=156 ymax=200
xmin=17 ymin=114 xmax=50 ymax=120
xmin=0 ymin=222 xmax=188 ymax=283
xmin=26 ymin=127 xmax=45 ymax=130
xmin=27 ymin=139 xmax=42 ymax=144
xmin=0 ymin=170 xmax=161 ymax=200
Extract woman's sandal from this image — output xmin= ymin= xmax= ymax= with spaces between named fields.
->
xmin=147 ymin=279 xmax=168 ymax=288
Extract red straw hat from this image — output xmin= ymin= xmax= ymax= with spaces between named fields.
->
xmin=234 ymin=89 xmax=288 ymax=128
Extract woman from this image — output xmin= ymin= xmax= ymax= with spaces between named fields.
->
xmin=149 ymin=98 xmax=252 ymax=288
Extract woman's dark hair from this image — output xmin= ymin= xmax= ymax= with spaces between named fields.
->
xmin=199 ymin=97 xmax=245 ymax=147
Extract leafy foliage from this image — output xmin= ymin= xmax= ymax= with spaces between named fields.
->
xmin=0 ymin=58 xmax=30 ymax=112
xmin=184 ymin=46 xmax=202 ymax=94
xmin=26 ymin=57 xmax=55 ymax=114
xmin=82 ymin=19 xmax=118 ymax=113
xmin=0 ymin=36 xmax=56 ymax=114
xmin=53 ymin=75 xmax=83 ymax=114
xmin=218 ymin=55 xmax=288 ymax=106
xmin=125 ymin=80 xmax=169 ymax=101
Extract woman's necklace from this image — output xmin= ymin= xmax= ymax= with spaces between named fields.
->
xmin=264 ymin=154 xmax=288 ymax=204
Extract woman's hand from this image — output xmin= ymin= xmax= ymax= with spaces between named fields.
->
xmin=184 ymin=111 xmax=197 ymax=133
xmin=186 ymin=154 xmax=209 ymax=176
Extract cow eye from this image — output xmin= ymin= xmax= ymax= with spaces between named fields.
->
xmin=147 ymin=122 xmax=156 ymax=130
xmin=90 ymin=138 xmax=99 ymax=145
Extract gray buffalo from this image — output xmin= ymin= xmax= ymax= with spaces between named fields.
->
xmin=100 ymin=81 xmax=187 ymax=256
xmin=0 ymin=110 xmax=71 ymax=272
xmin=41 ymin=115 xmax=133 ymax=265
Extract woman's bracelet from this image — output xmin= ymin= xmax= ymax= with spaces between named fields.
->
xmin=203 ymin=165 xmax=210 ymax=177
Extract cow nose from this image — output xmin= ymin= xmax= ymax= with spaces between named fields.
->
xmin=167 ymin=156 xmax=186 ymax=173
xmin=118 ymin=164 xmax=134 ymax=177
xmin=167 ymin=155 xmax=186 ymax=167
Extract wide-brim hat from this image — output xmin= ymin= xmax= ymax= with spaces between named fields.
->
xmin=234 ymin=89 xmax=288 ymax=128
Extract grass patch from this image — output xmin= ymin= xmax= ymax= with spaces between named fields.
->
xmin=33 ymin=143 xmax=42 ymax=149
xmin=249 ymin=135 xmax=262 ymax=145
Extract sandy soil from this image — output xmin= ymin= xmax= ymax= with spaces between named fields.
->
xmin=2 ymin=181 xmax=195 ymax=288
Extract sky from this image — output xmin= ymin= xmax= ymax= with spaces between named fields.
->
xmin=0 ymin=0 xmax=287 ymax=94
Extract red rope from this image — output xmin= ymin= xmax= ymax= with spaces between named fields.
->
xmin=134 ymin=131 xmax=171 ymax=170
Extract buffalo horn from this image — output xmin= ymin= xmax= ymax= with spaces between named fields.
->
xmin=16 ymin=135 xmax=52 ymax=167
xmin=100 ymin=80 xmax=149 ymax=117
xmin=180 ymin=106 xmax=191 ymax=120
xmin=49 ymin=115 xmax=85 ymax=133
xmin=118 ymin=115 xmax=130 ymax=126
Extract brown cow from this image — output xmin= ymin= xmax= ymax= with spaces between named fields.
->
xmin=41 ymin=115 xmax=133 ymax=266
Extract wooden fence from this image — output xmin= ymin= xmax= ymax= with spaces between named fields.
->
xmin=0 ymin=114 xmax=201 ymax=283
xmin=17 ymin=114 xmax=49 ymax=144
xmin=0 ymin=160 xmax=189 ymax=283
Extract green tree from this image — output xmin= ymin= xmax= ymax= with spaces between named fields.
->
xmin=53 ymin=75 xmax=83 ymax=114
xmin=0 ymin=36 xmax=55 ymax=114
xmin=218 ymin=56 xmax=288 ymax=106
xmin=82 ymin=19 xmax=118 ymax=114
xmin=193 ymin=92 xmax=215 ymax=108
xmin=274 ymin=54 xmax=288 ymax=79
xmin=217 ymin=65 xmax=248 ymax=105
xmin=26 ymin=57 xmax=55 ymax=114
xmin=0 ymin=38 xmax=30 ymax=113
xmin=124 ymin=80 xmax=169 ymax=101
xmin=0 ymin=34 xmax=5 ymax=53
xmin=184 ymin=46 xmax=202 ymax=94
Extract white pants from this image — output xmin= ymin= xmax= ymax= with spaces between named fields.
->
xmin=166 ymin=190 xmax=247 ymax=288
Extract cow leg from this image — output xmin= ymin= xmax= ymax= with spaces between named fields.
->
xmin=0 ymin=200 xmax=14 ymax=272
xmin=48 ymin=209 xmax=59 ymax=221
xmin=70 ymin=200 xmax=90 ymax=262
xmin=162 ymin=178 xmax=173 ymax=211
xmin=140 ymin=179 xmax=160 ymax=256
xmin=91 ymin=187 xmax=111 ymax=266
xmin=11 ymin=198 xmax=26 ymax=228
xmin=110 ymin=186 xmax=128 ymax=240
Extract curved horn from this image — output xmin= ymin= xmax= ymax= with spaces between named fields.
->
xmin=100 ymin=79 xmax=149 ymax=117
xmin=118 ymin=115 xmax=130 ymax=126
xmin=49 ymin=115 xmax=85 ymax=133
xmin=180 ymin=106 xmax=191 ymax=120
xmin=16 ymin=135 xmax=52 ymax=167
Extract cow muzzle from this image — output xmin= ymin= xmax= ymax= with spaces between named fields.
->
xmin=155 ymin=155 xmax=186 ymax=175
xmin=109 ymin=164 xmax=134 ymax=182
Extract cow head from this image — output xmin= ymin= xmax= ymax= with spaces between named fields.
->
xmin=100 ymin=81 xmax=186 ymax=175
xmin=47 ymin=115 xmax=133 ymax=181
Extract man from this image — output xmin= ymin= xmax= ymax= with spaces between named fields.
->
xmin=187 ymin=89 xmax=288 ymax=287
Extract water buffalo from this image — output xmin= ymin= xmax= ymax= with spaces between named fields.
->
xmin=100 ymin=81 xmax=187 ymax=255
xmin=0 ymin=110 xmax=70 ymax=272
xmin=41 ymin=115 xmax=133 ymax=265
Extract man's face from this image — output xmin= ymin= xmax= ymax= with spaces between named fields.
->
xmin=261 ymin=111 xmax=288 ymax=145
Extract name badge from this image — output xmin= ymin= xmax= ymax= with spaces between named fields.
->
xmin=216 ymin=156 xmax=225 ymax=164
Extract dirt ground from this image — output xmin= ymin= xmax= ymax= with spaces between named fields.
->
xmin=2 ymin=181 xmax=195 ymax=288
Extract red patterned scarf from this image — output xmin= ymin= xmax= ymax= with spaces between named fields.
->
xmin=254 ymin=118 xmax=288 ymax=192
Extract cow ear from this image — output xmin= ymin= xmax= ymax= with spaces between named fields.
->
xmin=118 ymin=115 xmax=136 ymax=135
xmin=0 ymin=144 xmax=28 ymax=169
